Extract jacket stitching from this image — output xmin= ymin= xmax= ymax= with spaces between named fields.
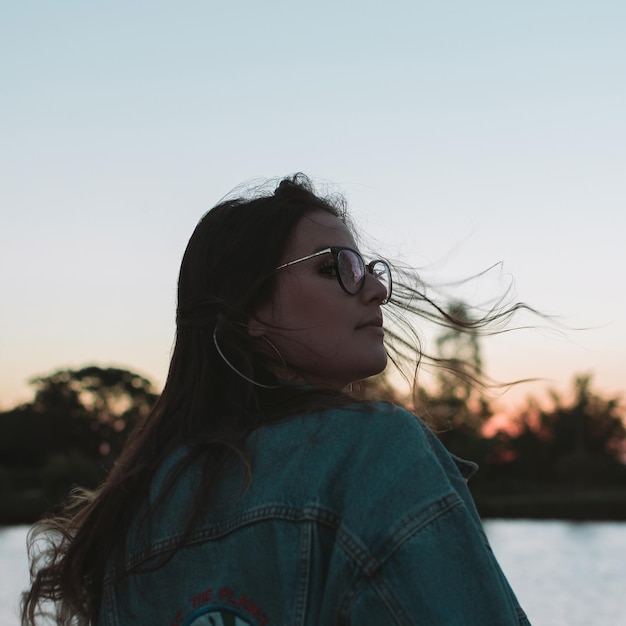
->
xmin=369 ymin=575 xmax=415 ymax=626
xmin=374 ymin=492 xmax=461 ymax=564
xmin=338 ymin=494 xmax=465 ymax=626
xmin=119 ymin=505 xmax=342 ymax=573
xmin=293 ymin=521 xmax=312 ymax=625
xmin=117 ymin=493 xmax=462 ymax=578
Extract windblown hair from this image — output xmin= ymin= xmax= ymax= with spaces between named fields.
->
xmin=22 ymin=174 xmax=535 ymax=625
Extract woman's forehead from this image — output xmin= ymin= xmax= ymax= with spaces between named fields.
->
xmin=284 ymin=211 xmax=357 ymax=257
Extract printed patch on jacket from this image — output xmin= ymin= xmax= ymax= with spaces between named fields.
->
xmin=171 ymin=586 xmax=269 ymax=626
xmin=183 ymin=606 xmax=254 ymax=626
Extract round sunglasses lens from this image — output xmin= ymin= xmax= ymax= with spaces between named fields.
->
xmin=337 ymin=249 xmax=365 ymax=293
xmin=371 ymin=260 xmax=392 ymax=300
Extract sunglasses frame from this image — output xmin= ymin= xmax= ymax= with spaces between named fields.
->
xmin=276 ymin=246 xmax=392 ymax=303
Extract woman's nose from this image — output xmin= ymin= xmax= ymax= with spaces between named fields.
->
xmin=362 ymin=270 xmax=389 ymax=303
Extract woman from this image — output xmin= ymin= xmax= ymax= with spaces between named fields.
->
xmin=23 ymin=175 xmax=531 ymax=625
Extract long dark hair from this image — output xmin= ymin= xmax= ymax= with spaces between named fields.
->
xmin=21 ymin=175 xmax=356 ymax=624
xmin=22 ymin=174 xmax=536 ymax=625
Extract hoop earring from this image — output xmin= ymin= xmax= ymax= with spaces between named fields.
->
xmin=213 ymin=325 xmax=282 ymax=389
xmin=260 ymin=335 xmax=288 ymax=375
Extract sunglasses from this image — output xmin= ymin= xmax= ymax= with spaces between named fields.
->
xmin=276 ymin=246 xmax=392 ymax=304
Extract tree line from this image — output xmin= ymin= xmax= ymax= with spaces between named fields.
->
xmin=0 ymin=366 xmax=157 ymax=524
xmin=1 ymin=360 xmax=625 ymax=524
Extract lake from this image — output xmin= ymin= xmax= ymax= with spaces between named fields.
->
xmin=2 ymin=520 xmax=625 ymax=625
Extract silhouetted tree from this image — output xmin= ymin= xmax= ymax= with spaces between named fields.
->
xmin=428 ymin=301 xmax=491 ymax=455
xmin=0 ymin=366 xmax=157 ymax=473
xmin=0 ymin=366 xmax=159 ymax=522
xmin=28 ymin=366 xmax=158 ymax=461
xmin=435 ymin=301 xmax=484 ymax=405
xmin=503 ymin=374 xmax=626 ymax=488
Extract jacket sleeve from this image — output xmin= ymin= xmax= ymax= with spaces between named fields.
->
xmin=343 ymin=406 xmax=532 ymax=626
xmin=349 ymin=497 xmax=531 ymax=625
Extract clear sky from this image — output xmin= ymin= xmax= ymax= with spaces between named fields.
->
xmin=1 ymin=0 xmax=625 ymax=413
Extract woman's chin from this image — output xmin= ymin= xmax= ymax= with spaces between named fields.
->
xmin=350 ymin=354 xmax=389 ymax=385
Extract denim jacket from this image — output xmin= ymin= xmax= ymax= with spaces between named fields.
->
xmin=100 ymin=403 xmax=531 ymax=625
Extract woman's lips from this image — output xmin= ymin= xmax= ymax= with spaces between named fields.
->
xmin=357 ymin=316 xmax=383 ymax=329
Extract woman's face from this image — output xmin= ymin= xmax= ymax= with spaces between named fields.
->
xmin=249 ymin=211 xmax=389 ymax=389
